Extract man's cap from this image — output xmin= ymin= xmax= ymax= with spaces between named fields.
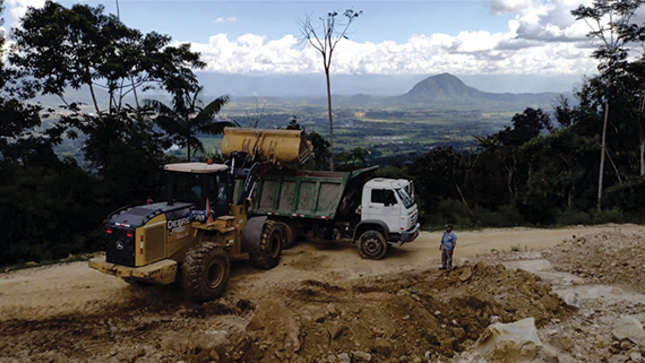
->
xmin=446 ymin=223 xmax=453 ymax=229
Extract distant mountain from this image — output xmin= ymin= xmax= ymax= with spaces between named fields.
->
xmin=386 ymin=73 xmax=564 ymax=110
xmin=403 ymin=73 xmax=485 ymax=101
xmin=33 ymin=73 xmax=571 ymax=113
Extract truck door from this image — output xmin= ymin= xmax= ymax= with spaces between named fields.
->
xmin=365 ymin=189 xmax=401 ymax=233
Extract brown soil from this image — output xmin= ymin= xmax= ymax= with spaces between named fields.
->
xmin=0 ymin=224 xmax=641 ymax=363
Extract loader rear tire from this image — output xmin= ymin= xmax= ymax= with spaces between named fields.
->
xmin=249 ymin=220 xmax=283 ymax=269
xmin=358 ymin=230 xmax=388 ymax=260
xmin=180 ymin=242 xmax=230 ymax=302
xmin=274 ymin=221 xmax=296 ymax=249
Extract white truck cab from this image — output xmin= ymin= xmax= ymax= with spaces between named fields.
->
xmin=361 ymin=178 xmax=419 ymax=241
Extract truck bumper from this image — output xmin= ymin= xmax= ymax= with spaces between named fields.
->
xmin=388 ymin=223 xmax=421 ymax=245
xmin=401 ymin=223 xmax=421 ymax=242
xmin=88 ymin=257 xmax=178 ymax=285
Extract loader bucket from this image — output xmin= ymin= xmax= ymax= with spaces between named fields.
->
xmin=221 ymin=128 xmax=312 ymax=166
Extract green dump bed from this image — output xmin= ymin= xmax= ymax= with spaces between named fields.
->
xmin=251 ymin=167 xmax=377 ymax=220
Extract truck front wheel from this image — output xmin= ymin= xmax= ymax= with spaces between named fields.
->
xmin=180 ymin=242 xmax=230 ymax=302
xmin=358 ymin=230 xmax=388 ymax=260
xmin=249 ymin=220 xmax=283 ymax=269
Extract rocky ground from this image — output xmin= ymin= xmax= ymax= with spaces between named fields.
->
xmin=1 ymin=226 xmax=644 ymax=363
xmin=463 ymin=230 xmax=645 ymax=363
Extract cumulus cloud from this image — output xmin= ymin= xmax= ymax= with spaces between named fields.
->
xmin=5 ymin=0 xmax=45 ymax=27
xmin=213 ymin=16 xmax=237 ymax=24
xmin=187 ymin=28 xmax=597 ymax=77
xmin=2 ymin=0 xmax=617 ymax=77
xmin=185 ymin=0 xmax=609 ymax=77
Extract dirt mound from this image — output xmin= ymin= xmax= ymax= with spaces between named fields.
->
xmin=259 ymin=263 xmax=569 ymax=363
xmin=0 ymin=263 xmax=567 ymax=363
xmin=547 ymin=230 xmax=645 ymax=293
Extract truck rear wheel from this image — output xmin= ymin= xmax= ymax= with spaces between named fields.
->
xmin=274 ymin=221 xmax=296 ymax=249
xmin=249 ymin=220 xmax=283 ymax=269
xmin=180 ymin=242 xmax=230 ymax=302
xmin=358 ymin=230 xmax=388 ymax=260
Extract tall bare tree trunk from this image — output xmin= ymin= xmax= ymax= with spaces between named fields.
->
xmin=325 ymin=67 xmax=334 ymax=171
xmin=640 ymin=136 xmax=645 ymax=176
xmin=597 ymin=100 xmax=609 ymax=211
xmin=86 ymin=66 xmax=102 ymax=123
xmin=638 ymin=95 xmax=645 ymax=176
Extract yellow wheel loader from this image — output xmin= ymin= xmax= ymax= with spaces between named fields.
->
xmin=88 ymin=128 xmax=312 ymax=301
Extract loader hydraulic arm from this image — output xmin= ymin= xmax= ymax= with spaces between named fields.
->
xmin=228 ymin=152 xmax=273 ymax=206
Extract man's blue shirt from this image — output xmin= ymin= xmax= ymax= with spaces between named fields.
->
xmin=441 ymin=231 xmax=457 ymax=250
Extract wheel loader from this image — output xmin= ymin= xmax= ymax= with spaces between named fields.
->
xmin=88 ymin=128 xmax=312 ymax=301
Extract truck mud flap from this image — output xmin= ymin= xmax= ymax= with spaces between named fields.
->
xmin=241 ymin=216 xmax=268 ymax=254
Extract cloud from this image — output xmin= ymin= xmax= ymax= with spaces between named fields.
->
xmin=184 ymin=0 xmax=609 ymax=77
xmin=213 ymin=16 xmax=237 ymax=24
xmin=187 ymin=26 xmax=597 ymax=77
xmin=5 ymin=0 xmax=46 ymax=27
xmin=4 ymin=0 xmax=611 ymax=78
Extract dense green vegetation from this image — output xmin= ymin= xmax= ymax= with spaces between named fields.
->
xmin=3 ymin=0 xmax=645 ymax=267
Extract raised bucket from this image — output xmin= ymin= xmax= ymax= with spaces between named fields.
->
xmin=221 ymin=128 xmax=312 ymax=166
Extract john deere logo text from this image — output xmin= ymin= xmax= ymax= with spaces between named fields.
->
xmin=167 ymin=217 xmax=190 ymax=230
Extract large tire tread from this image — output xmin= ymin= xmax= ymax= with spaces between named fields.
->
xmin=249 ymin=220 xmax=283 ymax=270
xmin=180 ymin=242 xmax=230 ymax=302
xmin=357 ymin=230 xmax=388 ymax=260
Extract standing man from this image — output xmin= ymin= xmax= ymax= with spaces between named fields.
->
xmin=439 ymin=224 xmax=457 ymax=271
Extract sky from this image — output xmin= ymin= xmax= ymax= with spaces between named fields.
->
xmin=1 ymin=0 xmax=625 ymax=93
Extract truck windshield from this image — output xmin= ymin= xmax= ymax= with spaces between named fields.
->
xmin=396 ymin=188 xmax=414 ymax=209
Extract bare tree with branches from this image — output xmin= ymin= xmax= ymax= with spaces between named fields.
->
xmin=572 ymin=0 xmax=645 ymax=211
xmin=300 ymin=9 xmax=361 ymax=171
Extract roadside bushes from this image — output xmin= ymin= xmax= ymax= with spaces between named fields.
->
xmin=0 ymin=159 xmax=104 ymax=266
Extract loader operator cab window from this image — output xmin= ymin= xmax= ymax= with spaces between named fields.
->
xmin=175 ymin=173 xmax=205 ymax=206
xmin=206 ymin=172 xmax=230 ymax=218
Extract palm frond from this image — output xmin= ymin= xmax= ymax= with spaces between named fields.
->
xmin=188 ymin=136 xmax=204 ymax=155
xmin=192 ymin=94 xmax=230 ymax=125
xmin=154 ymin=115 xmax=185 ymax=136
xmin=143 ymin=98 xmax=176 ymax=117
xmin=199 ymin=120 xmax=237 ymax=135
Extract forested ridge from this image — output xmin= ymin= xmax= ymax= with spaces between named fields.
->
xmin=3 ymin=0 xmax=645 ymax=266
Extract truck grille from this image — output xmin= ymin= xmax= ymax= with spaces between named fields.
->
xmin=106 ymin=228 xmax=135 ymax=267
xmin=411 ymin=210 xmax=418 ymax=227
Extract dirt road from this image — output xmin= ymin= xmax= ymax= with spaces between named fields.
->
xmin=0 ymin=224 xmax=642 ymax=363
xmin=1 ymin=224 xmax=638 ymax=322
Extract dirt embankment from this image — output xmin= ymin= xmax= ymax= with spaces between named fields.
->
xmin=0 ymin=263 xmax=568 ymax=363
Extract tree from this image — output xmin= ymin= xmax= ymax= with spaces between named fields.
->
xmin=571 ymin=0 xmax=645 ymax=210
xmin=147 ymin=87 xmax=232 ymax=161
xmin=301 ymin=9 xmax=361 ymax=171
xmin=11 ymin=1 xmax=206 ymax=172
xmin=10 ymin=0 xmax=204 ymax=121
xmin=553 ymin=95 xmax=575 ymax=128
xmin=307 ymin=131 xmax=331 ymax=170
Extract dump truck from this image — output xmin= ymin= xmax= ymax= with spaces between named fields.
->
xmin=248 ymin=166 xmax=420 ymax=260
xmin=89 ymin=128 xmax=312 ymax=301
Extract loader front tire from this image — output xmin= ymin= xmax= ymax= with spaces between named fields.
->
xmin=249 ymin=220 xmax=283 ymax=269
xmin=180 ymin=242 xmax=230 ymax=302
xmin=358 ymin=230 xmax=388 ymax=260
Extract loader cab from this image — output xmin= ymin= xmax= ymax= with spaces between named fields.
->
xmin=164 ymin=162 xmax=232 ymax=218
